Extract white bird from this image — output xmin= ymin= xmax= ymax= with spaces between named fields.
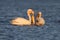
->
xmin=35 ymin=12 xmax=45 ymax=26
xmin=10 ymin=9 xmax=35 ymax=26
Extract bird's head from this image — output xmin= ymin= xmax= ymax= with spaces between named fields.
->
xmin=27 ymin=9 xmax=34 ymax=16
xmin=38 ymin=12 xmax=42 ymax=17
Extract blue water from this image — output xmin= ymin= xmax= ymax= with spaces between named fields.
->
xmin=0 ymin=0 xmax=60 ymax=40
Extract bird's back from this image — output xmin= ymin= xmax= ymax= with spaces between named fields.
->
xmin=11 ymin=17 xmax=31 ymax=26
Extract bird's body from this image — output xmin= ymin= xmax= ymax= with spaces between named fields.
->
xmin=11 ymin=17 xmax=31 ymax=26
xmin=10 ymin=9 xmax=35 ymax=26
xmin=36 ymin=12 xmax=45 ymax=26
xmin=36 ymin=17 xmax=45 ymax=26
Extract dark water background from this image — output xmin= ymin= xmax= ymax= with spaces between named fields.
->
xmin=0 ymin=0 xmax=60 ymax=40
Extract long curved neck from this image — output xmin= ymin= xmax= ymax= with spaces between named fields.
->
xmin=28 ymin=15 xmax=31 ymax=22
xmin=40 ymin=15 xmax=42 ymax=18
xmin=37 ymin=14 xmax=41 ymax=18
xmin=31 ymin=15 xmax=35 ymax=24
xmin=28 ymin=14 xmax=35 ymax=24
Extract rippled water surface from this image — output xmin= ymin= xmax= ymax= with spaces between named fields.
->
xmin=0 ymin=0 xmax=60 ymax=40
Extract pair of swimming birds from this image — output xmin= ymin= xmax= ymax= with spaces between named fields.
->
xmin=10 ymin=9 xmax=45 ymax=26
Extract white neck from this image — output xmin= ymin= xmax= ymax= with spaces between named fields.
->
xmin=40 ymin=15 xmax=42 ymax=18
xmin=28 ymin=14 xmax=35 ymax=24
xmin=28 ymin=15 xmax=31 ymax=22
